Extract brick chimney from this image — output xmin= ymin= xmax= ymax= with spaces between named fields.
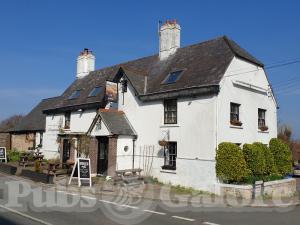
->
xmin=159 ymin=20 xmax=181 ymax=60
xmin=76 ymin=48 xmax=95 ymax=78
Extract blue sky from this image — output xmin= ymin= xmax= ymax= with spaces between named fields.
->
xmin=0 ymin=0 xmax=299 ymax=138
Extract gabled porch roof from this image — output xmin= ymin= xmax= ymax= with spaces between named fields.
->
xmin=88 ymin=109 xmax=137 ymax=137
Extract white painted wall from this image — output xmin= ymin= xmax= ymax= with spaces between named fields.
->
xmin=42 ymin=114 xmax=64 ymax=159
xmin=70 ymin=109 xmax=97 ymax=133
xmin=217 ymin=57 xmax=277 ymax=146
xmin=116 ymin=135 xmax=134 ymax=170
xmin=90 ymin=118 xmax=110 ymax=136
xmin=117 ymin=57 xmax=278 ymax=193
xmin=118 ymin=78 xmax=218 ymax=192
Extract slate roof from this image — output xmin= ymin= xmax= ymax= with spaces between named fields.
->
xmin=10 ymin=97 xmax=61 ymax=132
xmin=45 ymin=36 xmax=263 ymax=112
xmin=98 ymin=109 xmax=136 ymax=136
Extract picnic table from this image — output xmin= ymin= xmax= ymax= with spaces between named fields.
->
xmin=47 ymin=161 xmax=75 ymax=176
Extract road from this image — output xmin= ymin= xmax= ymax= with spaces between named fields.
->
xmin=0 ymin=174 xmax=300 ymax=225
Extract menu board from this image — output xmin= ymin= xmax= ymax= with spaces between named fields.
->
xmin=79 ymin=159 xmax=90 ymax=179
xmin=0 ymin=147 xmax=7 ymax=162
xmin=68 ymin=158 xmax=92 ymax=187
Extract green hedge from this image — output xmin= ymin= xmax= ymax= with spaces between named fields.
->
xmin=253 ymin=142 xmax=277 ymax=175
xmin=216 ymin=142 xmax=250 ymax=183
xmin=269 ymin=138 xmax=292 ymax=176
xmin=242 ymin=143 xmax=266 ymax=177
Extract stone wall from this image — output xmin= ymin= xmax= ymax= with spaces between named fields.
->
xmin=219 ymin=183 xmax=253 ymax=199
xmin=0 ymin=133 xmax=10 ymax=149
xmin=11 ymin=133 xmax=35 ymax=151
xmin=264 ymin=178 xmax=296 ymax=198
xmin=218 ymin=178 xmax=297 ymax=199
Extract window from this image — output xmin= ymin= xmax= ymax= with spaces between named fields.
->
xmin=121 ymin=80 xmax=128 ymax=93
xmin=258 ymin=109 xmax=266 ymax=128
xmin=162 ymin=70 xmax=183 ymax=84
xmin=64 ymin=112 xmax=71 ymax=129
xmin=162 ymin=142 xmax=177 ymax=170
xmin=69 ymin=90 xmax=81 ymax=99
xmin=88 ymin=87 xmax=102 ymax=97
xmin=230 ymin=102 xmax=242 ymax=126
xmin=39 ymin=132 xmax=43 ymax=147
xmin=164 ymin=99 xmax=177 ymax=124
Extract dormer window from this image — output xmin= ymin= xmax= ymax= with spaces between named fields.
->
xmin=162 ymin=70 xmax=183 ymax=84
xmin=88 ymin=87 xmax=102 ymax=97
xmin=64 ymin=112 xmax=71 ymax=129
xmin=69 ymin=90 xmax=81 ymax=99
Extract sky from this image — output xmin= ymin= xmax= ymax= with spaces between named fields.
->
xmin=0 ymin=0 xmax=299 ymax=138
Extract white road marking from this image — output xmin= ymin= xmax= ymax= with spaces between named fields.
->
xmin=99 ymin=199 xmax=117 ymax=205
xmin=119 ymin=204 xmax=138 ymax=209
xmin=172 ymin=215 xmax=195 ymax=222
xmin=143 ymin=209 xmax=166 ymax=215
xmin=81 ymin=195 xmax=97 ymax=200
xmin=203 ymin=222 xmax=220 ymax=225
xmin=0 ymin=204 xmax=53 ymax=225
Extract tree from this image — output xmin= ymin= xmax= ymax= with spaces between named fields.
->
xmin=0 ymin=115 xmax=24 ymax=132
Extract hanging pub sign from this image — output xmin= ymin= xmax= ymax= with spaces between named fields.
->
xmin=68 ymin=158 xmax=92 ymax=187
xmin=0 ymin=147 xmax=7 ymax=163
xmin=105 ymin=81 xmax=118 ymax=102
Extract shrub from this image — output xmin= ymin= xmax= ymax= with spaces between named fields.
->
xmin=269 ymin=138 xmax=292 ymax=176
xmin=7 ymin=149 xmax=21 ymax=162
xmin=242 ymin=144 xmax=266 ymax=177
xmin=253 ymin=142 xmax=277 ymax=175
xmin=216 ymin=142 xmax=250 ymax=183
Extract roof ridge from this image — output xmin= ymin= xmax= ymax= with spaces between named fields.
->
xmin=91 ymin=35 xmax=228 ymax=75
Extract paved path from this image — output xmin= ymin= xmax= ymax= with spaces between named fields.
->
xmin=1 ymin=174 xmax=300 ymax=225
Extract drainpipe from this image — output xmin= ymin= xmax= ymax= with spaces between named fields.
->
xmin=132 ymin=138 xmax=136 ymax=169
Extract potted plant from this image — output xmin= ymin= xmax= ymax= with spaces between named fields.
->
xmin=158 ymin=140 xmax=168 ymax=147
xmin=230 ymin=120 xmax=243 ymax=127
xmin=259 ymin=125 xmax=269 ymax=132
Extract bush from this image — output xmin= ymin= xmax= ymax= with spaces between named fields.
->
xmin=242 ymin=144 xmax=266 ymax=176
xmin=269 ymin=138 xmax=292 ymax=176
xmin=216 ymin=142 xmax=250 ymax=183
xmin=253 ymin=142 xmax=277 ymax=175
xmin=7 ymin=149 xmax=22 ymax=162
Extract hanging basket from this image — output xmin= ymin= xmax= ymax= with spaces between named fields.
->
xmin=158 ymin=140 xmax=168 ymax=147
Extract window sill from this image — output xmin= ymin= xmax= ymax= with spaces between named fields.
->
xmin=258 ymin=130 xmax=269 ymax=134
xmin=160 ymin=124 xmax=180 ymax=128
xmin=160 ymin=169 xmax=177 ymax=174
xmin=230 ymin=125 xmax=243 ymax=129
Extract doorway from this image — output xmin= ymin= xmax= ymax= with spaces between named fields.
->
xmin=97 ymin=137 xmax=109 ymax=175
xmin=62 ymin=139 xmax=71 ymax=166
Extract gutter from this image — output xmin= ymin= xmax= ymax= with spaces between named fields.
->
xmin=139 ymin=85 xmax=220 ymax=101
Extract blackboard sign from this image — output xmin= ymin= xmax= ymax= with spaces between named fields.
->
xmin=68 ymin=158 xmax=92 ymax=187
xmin=79 ymin=159 xmax=90 ymax=179
xmin=0 ymin=147 xmax=7 ymax=163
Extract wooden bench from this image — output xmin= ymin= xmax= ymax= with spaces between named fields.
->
xmin=115 ymin=168 xmax=143 ymax=177
xmin=46 ymin=162 xmax=74 ymax=176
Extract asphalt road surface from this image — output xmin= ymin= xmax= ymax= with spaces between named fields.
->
xmin=0 ymin=174 xmax=299 ymax=225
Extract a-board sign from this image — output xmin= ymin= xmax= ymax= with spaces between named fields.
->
xmin=0 ymin=147 xmax=7 ymax=163
xmin=68 ymin=158 xmax=92 ymax=187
